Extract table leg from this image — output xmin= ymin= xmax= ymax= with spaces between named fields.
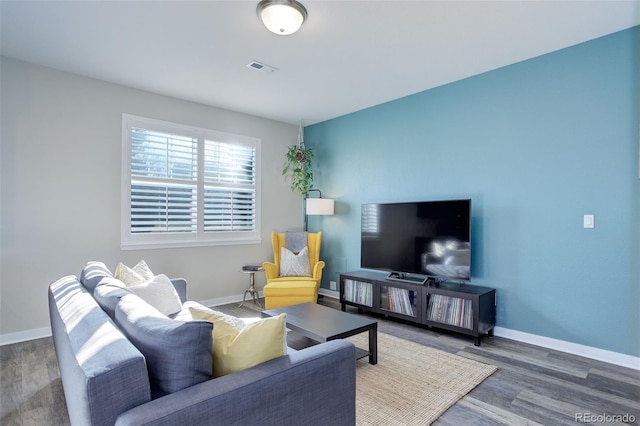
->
xmin=239 ymin=288 xmax=250 ymax=307
xmin=239 ymin=271 xmax=263 ymax=308
xmin=368 ymin=325 xmax=377 ymax=365
xmin=251 ymin=288 xmax=263 ymax=308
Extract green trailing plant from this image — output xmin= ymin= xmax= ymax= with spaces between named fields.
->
xmin=282 ymin=143 xmax=313 ymax=196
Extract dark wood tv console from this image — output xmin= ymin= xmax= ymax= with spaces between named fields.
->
xmin=340 ymin=270 xmax=496 ymax=346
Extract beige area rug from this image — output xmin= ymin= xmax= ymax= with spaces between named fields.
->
xmin=347 ymin=332 xmax=497 ymax=425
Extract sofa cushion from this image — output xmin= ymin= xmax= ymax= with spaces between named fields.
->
xmin=127 ymin=274 xmax=182 ymax=316
xmin=80 ymin=261 xmax=114 ymax=293
xmin=188 ymin=305 xmax=286 ymax=378
xmin=170 ymin=300 xmax=209 ymax=321
xmin=115 ymin=260 xmax=155 ymax=286
xmin=93 ymin=277 xmax=132 ymax=320
xmin=114 ymin=293 xmax=213 ymax=398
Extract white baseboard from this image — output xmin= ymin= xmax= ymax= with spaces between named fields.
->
xmin=3 ymin=293 xmax=638 ymax=371
xmin=201 ymin=293 xmax=247 ymax=308
xmin=493 ymin=327 xmax=640 ymax=370
xmin=0 ymin=326 xmax=52 ymax=346
xmin=319 ymin=288 xmax=340 ymax=298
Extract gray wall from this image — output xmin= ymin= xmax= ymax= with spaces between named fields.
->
xmin=1 ymin=57 xmax=303 ymax=339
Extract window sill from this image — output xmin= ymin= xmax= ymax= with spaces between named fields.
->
xmin=120 ymin=237 xmax=262 ymax=251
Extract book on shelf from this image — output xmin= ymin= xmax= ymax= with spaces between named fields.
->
xmin=382 ymin=286 xmax=416 ymax=317
xmin=426 ymin=294 xmax=473 ymax=329
xmin=343 ymin=279 xmax=373 ymax=307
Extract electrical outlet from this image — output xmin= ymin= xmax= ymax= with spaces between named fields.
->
xmin=330 ymin=281 xmax=337 ymax=291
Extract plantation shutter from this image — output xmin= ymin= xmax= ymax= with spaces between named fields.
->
xmin=122 ymin=114 xmax=261 ymax=249
xmin=203 ymin=140 xmax=256 ymax=232
xmin=130 ymin=128 xmax=198 ymax=234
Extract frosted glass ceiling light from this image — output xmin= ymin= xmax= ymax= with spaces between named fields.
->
xmin=257 ymin=0 xmax=307 ymax=35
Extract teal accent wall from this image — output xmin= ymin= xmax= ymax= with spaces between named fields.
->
xmin=305 ymin=27 xmax=639 ymax=357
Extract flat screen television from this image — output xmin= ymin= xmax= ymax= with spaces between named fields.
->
xmin=361 ymin=199 xmax=471 ymax=284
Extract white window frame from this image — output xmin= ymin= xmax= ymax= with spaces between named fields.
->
xmin=121 ymin=114 xmax=261 ymax=250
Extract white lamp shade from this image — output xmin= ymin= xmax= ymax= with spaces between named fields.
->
xmin=306 ymin=198 xmax=334 ymax=215
xmin=259 ymin=3 xmax=306 ymax=35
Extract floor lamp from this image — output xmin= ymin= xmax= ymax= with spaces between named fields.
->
xmin=304 ymin=189 xmax=334 ymax=231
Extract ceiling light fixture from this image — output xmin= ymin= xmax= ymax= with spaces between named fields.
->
xmin=257 ymin=0 xmax=307 ymax=36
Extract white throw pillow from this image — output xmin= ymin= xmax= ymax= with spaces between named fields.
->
xmin=115 ymin=260 xmax=155 ymax=286
xmin=127 ymin=274 xmax=183 ymax=316
xmin=279 ymin=246 xmax=312 ymax=277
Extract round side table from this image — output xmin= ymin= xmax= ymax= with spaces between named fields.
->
xmin=239 ymin=266 xmax=264 ymax=308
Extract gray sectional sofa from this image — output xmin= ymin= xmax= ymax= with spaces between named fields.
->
xmin=48 ymin=262 xmax=356 ymax=426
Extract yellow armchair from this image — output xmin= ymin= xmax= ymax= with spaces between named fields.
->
xmin=262 ymin=231 xmax=325 ymax=309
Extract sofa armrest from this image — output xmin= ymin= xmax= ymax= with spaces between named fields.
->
xmin=49 ymin=276 xmax=151 ymax=426
xmin=115 ymin=339 xmax=356 ymax=426
xmin=170 ymin=278 xmax=187 ymax=303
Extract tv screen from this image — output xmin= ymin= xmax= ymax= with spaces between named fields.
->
xmin=361 ymin=199 xmax=471 ymax=282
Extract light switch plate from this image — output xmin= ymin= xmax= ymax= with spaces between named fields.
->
xmin=583 ymin=214 xmax=594 ymax=228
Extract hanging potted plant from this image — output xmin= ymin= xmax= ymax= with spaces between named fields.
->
xmin=282 ymin=123 xmax=314 ymax=196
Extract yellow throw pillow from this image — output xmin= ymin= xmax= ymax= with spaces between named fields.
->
xmin=188 ymin=305 xmax=286 ymax=378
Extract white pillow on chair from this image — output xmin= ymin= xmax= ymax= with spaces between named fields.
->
xmin=279 ymin=246 xmax=312 ymax=277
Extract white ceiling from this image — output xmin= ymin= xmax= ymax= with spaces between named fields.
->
xmin=2 ymin=1 xmax=639 ymax=125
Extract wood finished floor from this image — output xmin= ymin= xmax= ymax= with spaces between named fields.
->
xmin=2 ymin=296 xmax=638 ymax=426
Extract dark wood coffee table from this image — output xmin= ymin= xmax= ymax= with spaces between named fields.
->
xmin=262 ymin=302 xmax=377 ymax=365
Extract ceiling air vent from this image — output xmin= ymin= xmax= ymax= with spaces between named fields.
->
xmin=246 ymin=60 xmax=278 ymax=73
